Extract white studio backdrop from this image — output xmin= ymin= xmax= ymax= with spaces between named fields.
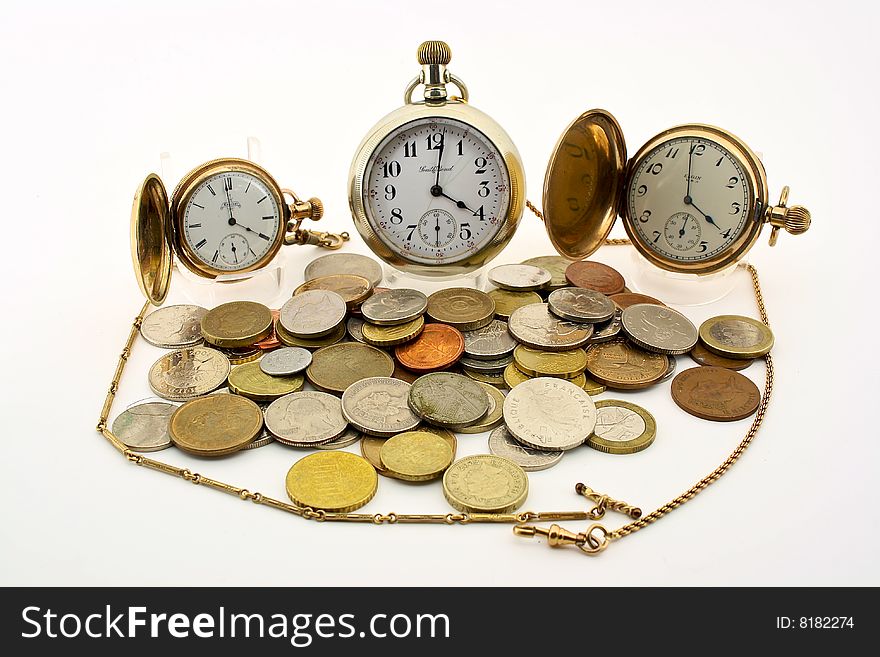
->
xmin=0 ymin=0 xmax=877 ymax=586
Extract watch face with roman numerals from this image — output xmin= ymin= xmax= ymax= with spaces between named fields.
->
xmin=627 ymin=137 xmax=752 ymax=263
xmin=181 ymin=171 xmax=281 ymax=272
xmin=363 ymin=117 xmax=511 ymax=265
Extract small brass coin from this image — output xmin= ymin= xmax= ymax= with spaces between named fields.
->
xmin=218 ymin=346 xmax=262 ymax=365
xmin=361 ymin=316 xmax=425 ymax=347
xmin=201 ymin=301 xmax=273 ymax=348
xmin=169 ymin=394 xmax=263 ymax=457
xmin=689 ymin=342 xmax=754 ymax=371
xmin=442 ymin=454 xmax=529 ymax=514
xmin=513 ymin=345 xmax=587 ymax=379
xmin=408 ymin=372 xmax=489 ymax=429
xmin=285 ymin=451 xmax=378 ymax=512
xmin=306 ymin=342 xmax=395 ymax=394
xmin=461 ymin=368 xmax=507 ymax=388
xmin=503 ymin=362 xmax=531 ymax=389
xmin=581 ymin=375 xmax=607 ymax=396
xmin=585 ymin=339 xmax=668 ymax=390
xmin=458 ymin=383 xmax=505 ymax=434
xmin=698 ymin=315 xmax=774 ymax=360
xmin=361 ymin=429 xmax=456 ymax=480
xmin=587 ymin=400 xmax=657 ymax=454
xmin=379 ymin=431 xmax=454 ymax=481
xmin=671 ymin=366 xmax=761 ymax=422
xmin=487 ymin=288 xmax=542 ymax=320
xmin=276 ymin=320 xmax=346 ymax=349
xmin=228 ymin=361 xmax=305 ymax=402
xmin=148 ymin=346 xmax=230 ymax=401
xmin=520 ymin=255 xmax=569 ymax=290
xmin=294 ymin=274 xmax=373 ymax=309
xmin=426 ymin=288 xmax=495 ymax=331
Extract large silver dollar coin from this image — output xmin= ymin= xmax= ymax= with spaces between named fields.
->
xmin=259 ymin=347 xmax=312 ymax=376
xmin=304 ymin=252 xmax=383 ymax=287
xmin=462 ymin=319 xmax=517 ymax=360
xmin=360 ymin=288 xmax=428 ymax=326
xmin=148 ymin=346 xmax=230 ymax=401
xmin=547 ymin=287 xmax=615 ymax=323
xmin=111 ymin=401 xmax=177 ymax=451
xmin=279 ymin=290 xmax=347 ymax=338
xmin=408 ymin=372 xmax=490 ymax=429
xmin=507 ymin=303 xmax=593 ymax=351
xmin=341 ymin=376 xmax=422 ymax=437
xmin=140 ymin=304 xmax=207 ymax=348
xmin=487 ymin=264 xmax=552 ymax=291
xmin=488 ymin=425 xmax=563 ymax=471
xmin=621 ymin=303 xmax=698 ymax=355
xmin=264 ymin=391 xmax=348 ymax=446
xmin=503 ymin=377 xmax=596 ymax=451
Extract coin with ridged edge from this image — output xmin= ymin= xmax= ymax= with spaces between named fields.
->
xmin=698 ymin=315 xmax=774 ymax=360
xmin=587 ymin=400 xmax=657 ymax=454
xmin=306 ymin=343 xmax=394 ymax=394
xmin=200 ymin=301 xmax=273 ymax=348
xmin=228 ymin=361 xmax=305 ymax=402
xmin=548 ymin=287 xmax=615 ymax=323
xmin=361 ymin=316 xmax=424 ymax=347
xmin=346 ymin=317 xmax=367 ymax=343
xmin=140 ymin=305 xmax=207 ymax=348
xmin=341 ymin=377 xmax=421 ymax=437
xmin=379 ymin=431 xmax=454 ymax=481
xmin=148 ymin=346 xmax=230 ymax=401
xmin=508 ymin=303 xmax=592 ymax=351
xmin=276 ymin=320 xmax=346 ymax=349
xmin=265 ymin=391 xmax=348 ymax=446
xmin=285 ymin=451 xmax=378 ymax=512
xmin=360 ymin=288 xmax=428 ymax=326
xmin=426 ymin=288 xmax=495 ymax=331
xmin=621 ymin=304 xmax=698 ymax=355
xmin=169 ymin=394 xmax=263 ymax=457
xmin=487 ymin=289 xmax=542 ymax=320
xmin=442 ymin=454 xmax=529 ymax=514
xmin=488 ymin=425 xmax=563 ymax=471
xmin=462 ymin=319 xmax=517 ymax=360
xmin=458 ymin=383 xmax=505 ymax=434
xmin=503 ymin=377 xmax=596 ymax=451
xmin=279 ymin=290 xmax=347 ymax=338
xmin=513 ymin=345 xmax=587 ymax=379
xmin=112 ymin=401 xmax=177 ymax=452
xmin=589 ymin=311 xmax=622 ymax=344
xmin=259 ymin=347 xmax=312 ymax=376
xmin=314 ymin=427 xmax=362 ymax=450
xmin=460 ymin=354 xmax=512 ymax=375
xmin=408 ymin=372 xmax=489 ymax=429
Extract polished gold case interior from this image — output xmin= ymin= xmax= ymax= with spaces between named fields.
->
xmin=130 ymin=173 xmax=173 ymax=305
xmin=170 ymin=158 xmax=289 ymax=279
xmin=349 ymin=101 xmax=525 ymax=277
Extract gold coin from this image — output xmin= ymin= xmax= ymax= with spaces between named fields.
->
xmin=504 ymin=362 xmax=598 ymax=393
xmin=201 ymin=301 xmax=273 ymax=348
xmin=585 ymin=339 xmax=668 ymax=389
xmin=513 ymin=345 xmax=587 ymax=379
xmin=276 ymin=320 xmax=346 ymax=349
xmin=503 ymin=362 xmax=531 ymax=389
xmin=698 ymin=315 xmax=774 ymax=360
xmin=442 ymin=454 xmax=529 ymax=514
xmin=361 ymin=428 xmax=456 ymax=480
xmin=361 ymin=316 xmax=424 ymax=347
xmin=487 ymin=288 xmax=542 ymax=320
xmin=306 ymin=342 xmax=395 ymax=394
xmin=227 ymin=361 xmax=304 ymax=402
xmin=217 ymin=346 xmax=261 ymax=365
xmin=285 ymin=451 xmax=378 ymax=512
xmin=169 ymin=394 xmax=262 ymax=456
xmin=581 ymin=375 xmax=607 ymax=395
xmin=461 ymin=368 xmax=507 ymax=389
xmin=426 ymin=288 xmax=495 ymax=331
xmin=379 ymin=431 xmax=454 ymax=481
xmin=294 ymin=274 xmax=373 ymax=309
xmin=459 ymin=383 xmax=505 ymax=434
xmin=148 ymin=346 xmax=230 ymax=401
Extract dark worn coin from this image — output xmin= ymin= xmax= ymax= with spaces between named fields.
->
xmin=671 ymin=366 xmax=760 ymax=421
xmin=564 ymin=261 xmax=625 ymax=295
xmin=689 ymin=343 xmax=754 ymax=371
xmin=610 ymin=293 xmax=665 ymax=310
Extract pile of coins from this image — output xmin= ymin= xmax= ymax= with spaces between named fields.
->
xmin=117 ymin=252 xmax=774 ymax=515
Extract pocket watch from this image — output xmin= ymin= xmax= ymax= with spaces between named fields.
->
xmin=132 ymin=158 xmax=345 ymax=304
xmin=349 ymin=41 xmax=525 ymax=277
xmin=541 ymin=109 xmax=811 ymax=274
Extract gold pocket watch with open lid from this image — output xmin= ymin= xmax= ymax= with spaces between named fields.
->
xmin=349 ymin=41 xmax=525 ymax=277
xmin=541 ymin=109 xmax=811 ymax=274
xmin=131 ymin=158 xmax=343 ymax=304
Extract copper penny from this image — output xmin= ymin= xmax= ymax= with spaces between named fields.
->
xmin=394 ymin=323 xmax=465 ymax=372
xmin=609 ymin=293 xmax=665 ymax=310
xmin=689 ymin=343 xmax=754 ymax=371
xmin=671 ymin=366 xmax=760 ymax=421
xmin=584 ymin=339 xmax=667 ymax=389
xmin=294 ymin=274 xmax=373 ymax=309
xmin=565 ymin=261 xmax=626 ymax=295
xmin=255 ymin=309 xmax=281 ymax=350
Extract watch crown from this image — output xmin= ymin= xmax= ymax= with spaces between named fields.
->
xmin=417 ymin=40 xmax=451 ymax=66
xmin=783 ymin=205 xmax=811 ymax=236
xmin=766 ymin=186 xmax=810 ymax=246
xmin=307 ymin=197 xmax=324 ymax=221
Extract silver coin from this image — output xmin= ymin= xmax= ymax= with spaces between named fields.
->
xmin=621 ymin=304 xmax=698 ymax=355
xmin=503 ymin=377 xmax=596 ymax=451
xmin=314 ymin=427 xmax=362 ymax=450
xmin=140 ymin=305 xmax=207 ymax=348
xmin=589 ymin=310 xmax=622 ymax=344
xmin=488 ymin=425 xmax=563 ymax=471
xmin=460 ymin=354 xmax=513 ymax=374
xmin=346 ymin=317 xmax=367 ymax=343
xmin=462 ymin=319 xmax=517 ymax=360
xmin=279 ymin=290 xmax=347 ymax=338
xmin=148 ymin=346 xmax=231 ymax=401
xmin=359 ymin=288 xmax=428 ymax=326
xmin=548 ymin=287 xmax=615 ymax=323
xmin=661 ymin=355 xmax=677 ymax=382
xmin=408 ymin=372 xmax=490 ymax=429
xmin=259 ymin=347 xmax=312 ymax=376
xmin=304 ymin=252 xmax=383 ymax=287
xmin=242 ymin=430 xmax=275 ymax=450
xmin=341 ymin=377 xmax=422 ymax=437
xmin=520 ymin=256 xmax=570 ymax=290
xmin=488 ymin=264 xmax=552 ymax=291
xmin=111 ymin=401 xmax=177 ymax=452
xmin=507 ymin=303 xmax=593 ymax=351
xmin=264 ymin=391 xmax=348 ymax=446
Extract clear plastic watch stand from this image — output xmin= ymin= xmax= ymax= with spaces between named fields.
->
xmin=159 ymin=137 xmax=289 ymax=308
xmin=627 ymin=249 xmax=741 ymax=307
xmin=382 ymin=264 xmax=487 ymax=294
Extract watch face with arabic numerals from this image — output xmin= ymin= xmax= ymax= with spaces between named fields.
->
xmin=627 ymin=136 xmax=753 ymax=264
xmin=363 ymin=117 xmax=511 ymax=266
xmin=181 ymin=170 xmax=282 ymax=272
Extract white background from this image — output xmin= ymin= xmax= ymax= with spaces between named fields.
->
xmin=1 ymin=0 xmax=877 ymax=586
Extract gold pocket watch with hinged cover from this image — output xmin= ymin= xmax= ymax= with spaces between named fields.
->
xmin=349 ymin=41 xmax=525 ymax=277
xmin=132 ymin=158 xmax=345 ymax=305
xmin=541 ymin=109 xmax=811 ymax=274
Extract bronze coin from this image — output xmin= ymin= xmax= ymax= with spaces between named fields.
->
xmin=584 ymin=339 xmax=667 ymax=389
xmin=689 ymin=342 xmax=754 ymax=371
xmin=565 ymin=261 xmax=626 ymax=295
xmin=609 ymin=293 xmax=665 ymax=310
xmin=294 ymin=274 xmax=373 ymax=309
xmin=394 ymin=323 xmax=465 ymax=372
xmin=392 ymin=363 xmax=420 ymax=384
xmin=425 ymin=288 xmax=495 ymax=331
xmin=671 ymin=366 xmax=760 ymax=422
xmin=255 ymin=310 xmax=281 ymax=351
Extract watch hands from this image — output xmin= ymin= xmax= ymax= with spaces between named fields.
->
xmin=225 ymin=185 xmax=235 ymax=224
xmin=686 ymin=142 xmax=694 ymax=200
xmin=435 ymin=128 xmax=445 ymax=189
xmin=684 ymin=198 xmax=724 ymax=232
xmin=231 ymin=243 xmax=239 ymax=265
xmin=679 ymin=214 xmax=689 ymax=238
xmin=435 ymin=213 xmax=440 ymax=247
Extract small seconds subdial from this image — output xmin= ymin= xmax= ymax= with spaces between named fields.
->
xmin=218 ymin=233 xmax=252 ymax=266
xmin=664 ymin=212 xmax=701 ymax=251
xmin=418 ymin=209 xmax=457 ymax=248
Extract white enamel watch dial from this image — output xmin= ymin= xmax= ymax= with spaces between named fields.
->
xmin=627 ymin=137 xmax=752 ymax=264
xmin=181 ymin=171 xmax=282 ymax=272
xmin=363 ymin=117 xmax=511 ymax=265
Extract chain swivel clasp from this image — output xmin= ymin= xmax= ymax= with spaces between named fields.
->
xmin=513 ymin=523 xmax=610 ymax=555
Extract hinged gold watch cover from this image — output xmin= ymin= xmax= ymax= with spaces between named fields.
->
xmin=130 ymin=173 xmax=173 ymax=305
